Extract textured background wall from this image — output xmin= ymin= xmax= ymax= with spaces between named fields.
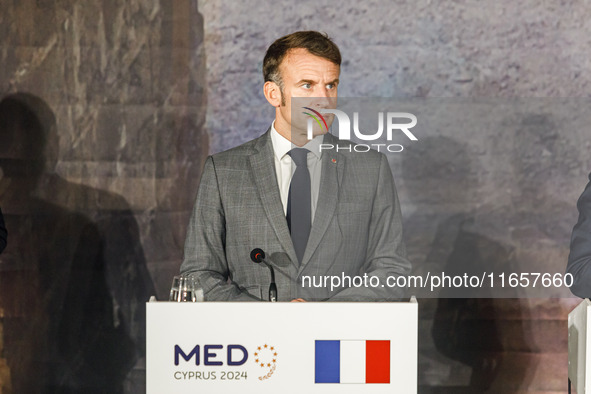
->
xmin=0 ymin=0 xmax=589 ymax=393
xmin=200 ymin=0 xmax=589 ymax=392
xmin=0 ymin=1 xmax=207 ymax=392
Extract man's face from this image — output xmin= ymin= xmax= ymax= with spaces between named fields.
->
xmin=270 ymin=48 xmax=340 ymax=145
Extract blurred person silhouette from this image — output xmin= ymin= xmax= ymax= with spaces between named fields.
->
xmin=0 ymin=93 xmax=154 ymax=393
xmin=23 ymin=92 xmax=156 ymax=374
xmin=401 ymin=135 xmax=523 ymax=391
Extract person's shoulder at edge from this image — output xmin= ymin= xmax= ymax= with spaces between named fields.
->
xmin=567 ymin=171 xmax=591 ymax=298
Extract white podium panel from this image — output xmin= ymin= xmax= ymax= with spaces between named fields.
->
xmin=147 ymin=301 xmax=418 ymax=393
xmin=569 ymin=299 xmax=591 ymax=393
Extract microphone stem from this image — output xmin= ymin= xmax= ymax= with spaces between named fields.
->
xmin=269 ymin=283 xmax=277 ymax=302
xmin=268 ymin=265 xmax=277 ymax=302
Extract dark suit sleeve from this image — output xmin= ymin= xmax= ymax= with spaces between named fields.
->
xmin=329 ymin=154 xmax=411 ymax=301
xmin=180 ymin=156 xmax=259 ymax=301
xmin=567 ymin=173 xmax=591 ymax=298
xmin=0 ymin=207 xmax=6 ymax=254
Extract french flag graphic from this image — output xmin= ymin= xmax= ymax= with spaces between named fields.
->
xmin=315 ymin=340 xmax=390 ymax=384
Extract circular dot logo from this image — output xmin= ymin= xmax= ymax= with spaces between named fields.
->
xmin=254 ymin=344 xmax=278 ymax=380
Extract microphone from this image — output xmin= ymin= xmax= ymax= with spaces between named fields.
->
xmin=250 ymin=248 xmax=278 ymax=302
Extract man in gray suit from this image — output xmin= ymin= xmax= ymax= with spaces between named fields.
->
xmin=181 ymin=31 xmax=411 ymax=301
xmin=567 ymin=173 xmax=591 ymax=297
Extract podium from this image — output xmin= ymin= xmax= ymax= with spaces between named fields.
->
xmin=147 ymin=299 xmax=418 ymax=393
xmin=569 ymin=299 xmax=591 ymax=393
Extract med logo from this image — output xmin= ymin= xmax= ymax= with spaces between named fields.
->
xmin=174 ymin=344 xmax=248 ymax=366
xmin=173 ymin=343 xmax=279 ymax=382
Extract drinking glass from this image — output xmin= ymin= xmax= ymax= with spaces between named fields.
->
xmin=169 ymin=275 xmax=180 ymax=301
xmin=178 ymin=275 xmax=195 ymax=302
xmin=169 ymin=275 xmax=204 ymax=302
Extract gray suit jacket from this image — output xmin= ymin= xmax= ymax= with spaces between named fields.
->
xmin=180 ymin=130 xmax=411 ymax=301
xmin=567 ymin=172 xmax=591 ymax=297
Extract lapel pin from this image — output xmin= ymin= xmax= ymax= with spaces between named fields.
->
xmin=332 ymin=159 xmax=337 ymax=164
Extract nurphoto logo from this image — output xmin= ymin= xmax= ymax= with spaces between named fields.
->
xmin=304 ymin=108 xmax=418 ymax=153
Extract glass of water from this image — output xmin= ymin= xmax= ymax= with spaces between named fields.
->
xmin=169 ymin=275 xmax=204 ymax=302
xmin=169 ymin=276 xmax=180 ymax=301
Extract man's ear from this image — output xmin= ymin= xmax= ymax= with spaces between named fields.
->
xmin=264 ymin=81 xmax=282 ymax=107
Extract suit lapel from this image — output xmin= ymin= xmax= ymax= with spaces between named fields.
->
xmin=249 ymin=130 xmax=298 ymax=265
xmin=299 ymin=133 xmax=344 ymax=272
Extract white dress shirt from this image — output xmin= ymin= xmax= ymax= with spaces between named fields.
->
xmin=270 ymin=123 xmax=323 ymax=222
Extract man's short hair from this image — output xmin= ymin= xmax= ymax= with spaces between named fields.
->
xmin=263 ymin=31 xmax=341 ymax=88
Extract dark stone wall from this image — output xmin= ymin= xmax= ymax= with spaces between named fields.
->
xmin=0 ymin=0 xmax=588 ymax=393
xmin=0 ymin=1 xmax=207 ymax=393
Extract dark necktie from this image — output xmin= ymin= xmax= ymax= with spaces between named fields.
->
xmin=286 ymin=148 xmax=311 ymax=264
